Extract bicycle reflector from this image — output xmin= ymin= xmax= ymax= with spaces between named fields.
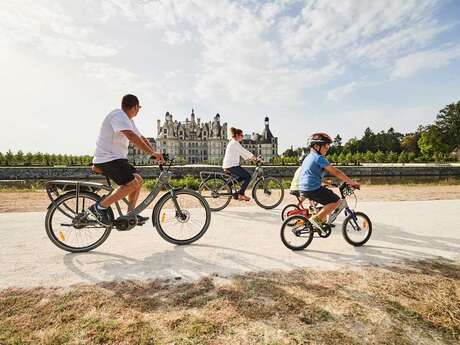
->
xmin=161 ymin=212 xmax=166 ymax=223
xmin=59 ymin=231 xmax=65 ymax=241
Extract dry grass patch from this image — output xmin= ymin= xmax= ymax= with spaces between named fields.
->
xmin=0 ymin=259 xmax=459 ymax=344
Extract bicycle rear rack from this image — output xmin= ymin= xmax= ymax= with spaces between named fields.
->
xmin=45 ymin=180 xmax=112 ymax=207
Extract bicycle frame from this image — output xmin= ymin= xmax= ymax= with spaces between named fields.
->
xmin=46 ymin=162 xmax=177 ymax=223
xmin=226 ymin=163 xmax=265 ymax=189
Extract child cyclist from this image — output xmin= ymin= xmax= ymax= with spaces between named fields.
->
xmin=290 ymin=149 xmax=308 ymax=196
xmin=300 ymin=133 xmax=360 ymax=230
xmin=222 ymin=127 xmax=259 ymax=201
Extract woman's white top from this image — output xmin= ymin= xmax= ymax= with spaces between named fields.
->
xmin=222 ymin=139 xmax=254 ymax=169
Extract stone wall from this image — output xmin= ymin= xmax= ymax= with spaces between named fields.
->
xmin=1 ymin=164 xmax=460 ymax=181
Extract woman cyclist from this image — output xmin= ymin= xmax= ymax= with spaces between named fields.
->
xmin=222 ymin=127 xmax=258 ymax=201
xmin=300 ymin=132 xmax=360 ymax=230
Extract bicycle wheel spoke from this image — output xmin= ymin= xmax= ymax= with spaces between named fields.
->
xmin=156 ymin=192 xmax=209 ymax=243
xmin=47 ymin=192 xmax=111 ymax=252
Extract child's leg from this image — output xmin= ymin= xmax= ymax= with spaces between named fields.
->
xmin=304 ymin=187 xmax=340 ymax=222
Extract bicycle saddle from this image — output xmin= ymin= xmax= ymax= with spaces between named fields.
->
xmin=290 ymin=190 xmax=301 ymax=197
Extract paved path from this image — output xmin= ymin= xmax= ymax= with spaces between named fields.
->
xmin=1 ymin=200 xmax=460 ymax=289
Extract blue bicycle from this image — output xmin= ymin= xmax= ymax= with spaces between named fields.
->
xmin=280 ymin=182 xmax=372 ymax=251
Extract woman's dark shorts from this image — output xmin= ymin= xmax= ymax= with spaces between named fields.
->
xmin=301 ymin=186 xmax=340 ymax=205
xmin=94 ymin=159 xmax=137 ymax=186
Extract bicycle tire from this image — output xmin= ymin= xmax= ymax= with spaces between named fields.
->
xmin=280 ymin=215 xmax=314 ymax=251
xmin=252 ymin=177 xmax=284 ymax=209
xmin=342 ymin=211 xmax=372 ymax=247
xmin=281 ymin=204 xmax=300 ymax=221
xmin=153 ymin=189 xmax=211 ymax=245
xmin=198 ymin=176 xmax=232 ymax=212
xmin=45 ymin=191 xmax=113 ymax=253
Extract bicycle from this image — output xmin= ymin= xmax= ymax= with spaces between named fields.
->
xmin=280 ymin=182 xmax=372 ymax=251
xmin=198 ymin=159 xmax=284 ymax=211
xmin=44 ymin=156 xmax=211 ymax=253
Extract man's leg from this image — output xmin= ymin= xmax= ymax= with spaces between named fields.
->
xmin=99 ymin=178 xmax=138 ymax=208
xmin=127 ymin=174 xmax=143 ymax=211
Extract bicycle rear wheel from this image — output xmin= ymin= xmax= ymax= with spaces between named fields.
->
xmin=45 ymin=191 xmax=113 ymax=253
xmin=280 ymin=215 xmax=314 ymax=251
xmin=252 ymin=177 xmax=284 ymax=209
xmin=154 ymin=190 xmax=211 ymax=245
xmin=198 ymin=177 xmax=232 ymax=211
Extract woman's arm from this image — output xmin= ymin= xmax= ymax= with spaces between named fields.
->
xmin=236 ymin=141 xmax=256 ymax=161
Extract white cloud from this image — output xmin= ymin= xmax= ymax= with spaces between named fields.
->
xmin=0 ymin=1 xmax=117 ymax=59
xmin=327 ymin=81 xmax=360 ymax=102
xmin=163 ymin=30 xmax=192 ymax=45
xmin=391 ymin=46 xmax=460 ymax=79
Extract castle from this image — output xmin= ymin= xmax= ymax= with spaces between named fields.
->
xmin=156 ymin=110 xmax=228 ymax=164
xmin=128 ymin=110 xmax=278 ymax=165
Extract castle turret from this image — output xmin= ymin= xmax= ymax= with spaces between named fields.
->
xmin=191 ymin=109 xmax=195 ymax=123
xmin=157 ymin=119 xmax=161 ymax=135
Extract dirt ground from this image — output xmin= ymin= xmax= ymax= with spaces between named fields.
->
xmin=1 ymin=184 xmax=460 ymax=213
xmin=1 ymin=259 xmax=459 ymax=344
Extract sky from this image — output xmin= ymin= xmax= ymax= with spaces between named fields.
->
xmin=0 ymin=0 xmax=459 ymax=155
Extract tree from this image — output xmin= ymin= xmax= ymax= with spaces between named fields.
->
xmin=364 ymin=151 xmax=374 ymax=163
xmin=374 ymin=150 xmax=386 ymax=163
xmin=400 ymin=133 xmax=420 ymax=154
xmin=0 ymin=152 xmax=4 ymax=165
xmin=282 ymin=146 xmax=297 ymax=157
xmin=329 ymin=134 xmax=343 ymax=155
xmin=25 ymin=152 xmax=33 ymax=165
xmin=435 ymin=101 xmax=460 ymax=151
xmin=386 ymin=151 xmax=398 ymax=163
xmin=33 ymin=152 xmax=44 ymax=165
xmin=398 ymin=151 xmax=409 ymax=163
xmin=5 ymin=150 xmax=14 ymax=166
xmin=16 ymin=150 xmax=25 ymax=165
xmin=343 ymin=137 xmax=359 ymax=154
xmin=418 ymin=126 xmax=450 ymax=158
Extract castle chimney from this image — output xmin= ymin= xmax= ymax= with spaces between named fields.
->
xmin=265 ymin=116 xmax=269 ymax=129
xmin=157 ymin=119 xmax=161 ymax=135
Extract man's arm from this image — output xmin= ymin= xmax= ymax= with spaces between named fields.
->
xmin=122 ymin=130 xmax=163 ymax=161
xmin=141 ymin=136 xmax=155 ymax=151
xmin=324 ymin=165 xmax=360 ymax=189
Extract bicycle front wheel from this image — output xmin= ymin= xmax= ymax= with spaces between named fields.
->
xmin=342 ymin=211 xmax=372 ymax=247
xmin=154 ymin=190 xmax=211 ymax=245
xmin=280 ymin=215 xmax=314 ymax=251
xmin=198 ymin=177 xmax=232 ymax=211
xmin=45 ymin=191 xmax=113 ymax=253
xmin=252 ymin=177 xmax=284 ymax=209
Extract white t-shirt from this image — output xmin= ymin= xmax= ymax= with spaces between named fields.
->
xmin=93 ymin=109 xmax=142 ymax=164
xmin=290 ymin=166 xmax=302 ymax=191
xmin=222 ymin=139 xmax=254 ymax=169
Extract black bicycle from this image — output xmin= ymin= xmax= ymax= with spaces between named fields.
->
xmin=198 ymin=160 xmax=284 ymax=211
xmin=44 ymin=157 xmax=211 ymax=253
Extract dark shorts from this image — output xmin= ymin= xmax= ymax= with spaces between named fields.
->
xmin=301 ymin=186 xmax=340 ymax=205
xmin=94 ymin=159 xmax=137 ymax=186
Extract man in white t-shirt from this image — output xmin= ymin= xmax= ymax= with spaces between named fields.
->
xmin=88 ymin=94 xmax=163 ymax=225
